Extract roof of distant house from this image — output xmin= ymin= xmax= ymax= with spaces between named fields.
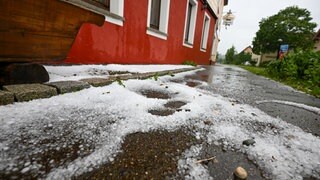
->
xmin=240 ymin=46 xmax=253 ymax=54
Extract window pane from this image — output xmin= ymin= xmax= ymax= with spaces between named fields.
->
xmin=201 ymin=16 xmax=210 ymax=50
xmin=82 ymin=0 xmax=110 ymax=11
xmin=150 ymin=0 xmax=161 ymax=30
xmin=185 ymin=2 xmax=192 ymax=42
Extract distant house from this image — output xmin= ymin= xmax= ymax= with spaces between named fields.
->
xmin=314 ymin=29 xmax=320 ymax=52
xmin=240 ymin=46 xmax=261 ymax=65
xmin=260 ymin=52 xmax=278 ymax=63
xmin=64 ymin=0 xmax=229 ymax=65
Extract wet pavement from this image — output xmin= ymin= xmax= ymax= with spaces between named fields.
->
xmin=79 ymin=129 xmax=197 ymax=179
xmin=180 ymin=64 xmax=320 ymax=179
xmin=1 ymin=64 xmax=320 ymax=179
xmin=186 ymin=65 xmax=320 ymax=136
xmin=201 ymin=144 xmax=264 ymax=180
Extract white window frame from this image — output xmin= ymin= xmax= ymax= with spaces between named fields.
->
xmin=183 ymin=0 xmax=198 ymax=48
xmin=62 ymin=0 xmax=124 ymax=26
xmin=200 ymin=12 xmax=211 ymax=52
xmin=105 ymin=0 xmax=124 ymax=26
xmin=146 ymin=0 xmax=171 ymax=40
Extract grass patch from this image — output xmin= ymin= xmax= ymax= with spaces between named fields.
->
xmin=240 ymin=66 xmax=268 ymax=76
xmin=239 ymin=65 xmax=320 ymax=98
xmin=182 ymin=60 xmax=197 ymax=66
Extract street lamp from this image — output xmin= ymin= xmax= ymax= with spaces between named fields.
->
xmin=222 ymin=10 xmax=235 ymax=29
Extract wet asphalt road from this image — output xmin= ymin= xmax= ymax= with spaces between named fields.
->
xmin=187 ymin=65 xmax=320 ymax=137
xmin=183 ymin=64 xmax=320 ymax=179
xmin=1 ymin=64 xmax=319 ymax=179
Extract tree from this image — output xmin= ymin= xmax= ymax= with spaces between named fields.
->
xmin=225 ymin=46 xmax=237 ymax=64
xmin=252 ymin=6 xmax=317 ymax=54
xmin=216 ymin=52 xmax=224 ymax=63
xmin=234 ymin=52 xmax=252 ymax=65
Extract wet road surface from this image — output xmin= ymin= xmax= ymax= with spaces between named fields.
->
xmin=186 ymin=65 xmax=320 ymax=136
xmin=1 ymin=64 xmax=319 ymax=179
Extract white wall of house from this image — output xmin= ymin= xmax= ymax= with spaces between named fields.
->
xmin=208 ymin=0 xmax=226 ymax=63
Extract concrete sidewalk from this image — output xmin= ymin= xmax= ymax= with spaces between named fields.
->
xmin=0 ymin=67 xmax=199 ymax=105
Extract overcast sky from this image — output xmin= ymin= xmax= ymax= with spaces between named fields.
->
xmin=217 ymin=0 xmax=320 ymax=55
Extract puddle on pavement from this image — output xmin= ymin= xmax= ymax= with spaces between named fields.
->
xmin=148 ymin=101 xmax=188 ymax=116
xmin=224 ymin=67 xmax=233 ymax=71
xmin=170 ymin=79 xmax=184 ymax=83
xmin=164 ymin=101 xmax=187 ymax=109
xmin=201 ymin=144 xmax=265 ymax=179
xmin=186 ymin=81 xmax=201 ymax=87
xmin=79 ymin=130 xmax=197 ymax=179
xmin=184 ymin=71 xmax=210 ymax=83
xmin=140 ymin=89 xmax=172 ymax=99
xmin=148 ymin=108 xmax=176 ymax=116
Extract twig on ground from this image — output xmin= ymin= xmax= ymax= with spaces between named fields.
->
xmin=195 ymin=156 xmax=216 ymax=164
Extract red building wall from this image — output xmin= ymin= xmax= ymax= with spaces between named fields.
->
xmin=65 ymin=0 xmax=216 ymax=65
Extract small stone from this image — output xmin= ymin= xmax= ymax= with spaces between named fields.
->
xmin=203 ymin=120 xmax=212 ymax=125
xmin=21 ymin=167 xmax=30 ymax=173
xmin=234 ymin=166 xmax=248 ymax=179
xmin=242 ymin=139 xmax=255 ymax=146
xmin=24 ymin=162 xmax=31 ymax=167
xmin=47 ymin=123 xmax=53 ymax=128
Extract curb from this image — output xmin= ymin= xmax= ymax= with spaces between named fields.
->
xmin=0 ymin=67 xmax=200 ymax=106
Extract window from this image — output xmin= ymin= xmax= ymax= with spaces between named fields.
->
xmin=150 ymin=0 xmax=161 ymax=30
xmin=200 ymin=13 xmax=211 ymax=51
xmin=183 ymin=0 xmax=198 ymax=48
xmin=62 ymin=0 xmax=124 ymax=26
xmin=147 ymin=0 xmax=171 ymax=40
xmin=184 ymin=2 xmax=193 ymax=42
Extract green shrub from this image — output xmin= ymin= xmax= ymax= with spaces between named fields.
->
xmin=304 ymin=52 xmax=320 ymax=86
xmin=267 ymin=60 xmax=288 ymax=78
xmin=266 ymin=50 xmax=320 ymax=95
xmin=249 ymin=60 xmax=257 ymax=66
xmin=259 ymin=61 xmax=272 ymax=67
xmin=182 ymin=60 xmax=197 ymax=66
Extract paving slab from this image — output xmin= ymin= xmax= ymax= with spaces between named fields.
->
xmin=0 ymin=90 xmax=14 ymax=105
xmin=46 ymin=81 xmax=90 ymax=94
xmin=80 ymin=78 xmax=114 ymax=87
xmin=3 ymin=84 xmax=57 ymax=102
xmin=138 ymin=72 xmax=156 ymax=80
